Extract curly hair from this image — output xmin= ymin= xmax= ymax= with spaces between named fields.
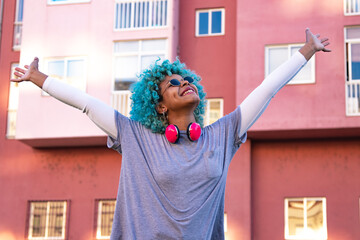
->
xmin=130 ymin=58 xmax=206 ymax=134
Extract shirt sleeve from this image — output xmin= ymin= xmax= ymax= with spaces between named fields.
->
xmin=239 ymin=51 xmax=307 ymax=137
xmin=42 ymin=77 xmax=118 ymax=139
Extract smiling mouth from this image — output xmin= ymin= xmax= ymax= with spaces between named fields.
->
xmin=181 ymin=89 xmax=195 ymax=96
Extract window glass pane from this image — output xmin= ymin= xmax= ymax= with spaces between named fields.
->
xmin=114 ymin=56 xmax=138 ymax=90
xmin=268 ymin=47 xmax=287 ymax=73
xmin=141 ymin=39 xmax=166 ymax=51
xmin=100 ymin=201 xmax=116 ymax=236
xmin=351 ymin=43 xmax=360 ymax=80
xmin=31 ymin=202 xmax=47 ymax=237
xmin=288 ymin=200 xmax=304 ymax=236
xmin=67 ymin=60 xmax=84 ymax=78
xmin=48 ymin=202 xmax=65 ymax=237
xmin=211 ymin=11 xmax=222 ymax=34
xmin=346 ymin=27 xmax=360 ymax=39
xmin=141 ymin=55 xmax=164 ymax=71
xmin=114 ymin=41 xmax=139 ymax=53
xmin=48 ymin=61 xmax=65 ymax=79
xmin=307 ymin=200 xmax=324 ymax=235
xmin=17 ymin=0 xmax=24 ymax=22
xmin=198 ymin=12 xmax=209 ymax=35
xmin=209 ymin=100 xmax=221 ymax=125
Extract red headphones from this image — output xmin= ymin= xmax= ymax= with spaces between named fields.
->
xmin=165 ymin=122 xmax=201 ymax=144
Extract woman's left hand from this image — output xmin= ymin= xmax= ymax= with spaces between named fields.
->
xmin=300 ymin=28 xmax=331 ymax=61
xmin=305 ymin=28 xmax=331 ymax=53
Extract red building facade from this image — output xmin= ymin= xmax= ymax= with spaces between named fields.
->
xmin=0 ymin=0 xmax=359 ymax=239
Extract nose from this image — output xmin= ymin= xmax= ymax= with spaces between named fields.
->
xmin=180 ymin=78 xmax=190 ymax=86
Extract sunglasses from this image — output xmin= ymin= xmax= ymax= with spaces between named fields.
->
xmin=161 ymin=76 xmax=194 ymax=95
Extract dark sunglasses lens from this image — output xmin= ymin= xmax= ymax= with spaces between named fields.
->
xmin=169 ymin=79 xmax=181 ymax=86
xmin=184 ymin=76 xmax=194 ymax=83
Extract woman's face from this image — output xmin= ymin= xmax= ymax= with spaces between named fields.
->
xmin=158 ymin=74 xmax=200 ymax=113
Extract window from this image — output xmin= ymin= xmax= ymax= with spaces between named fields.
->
xmin=265 ymin=44 xmax=315 ymax=85
xmin=196 ymin=8 xmax=225 ymax=37
xmin=285 ymin=198 xmax=327 ymax=240
xmin=47 ymin=0 xmax=91 ymax=5
xmin=114 ymin=0 xmax=168 ymax=30
xmin=96 ymin=200 xmax=116 ymax=239
xmin=112 ymin=39 xmax=166 ymax=116
xmin=345 ymin=26 xmax=360 ymax=115
xmin=45 ymin=57 xmax=87 ymax=92
xmin=7 ymin=63 xmax=19 ymax=138
xmin=344 ymin=0 xmax=360 ymax=15
xmin=13 ymin=0 xmax=24 ymax=50
xmin=204 ymin=98 xmax=224 ymax=126
xmin=27 ymin=201 xmax=67 ymax=239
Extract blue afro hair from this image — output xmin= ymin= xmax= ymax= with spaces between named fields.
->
xmin=130 ymin=58 xmax=206 ymax=134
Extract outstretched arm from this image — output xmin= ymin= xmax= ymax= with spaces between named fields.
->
xmin=11 ymin=58 xmax=118 ymax=139
xmin=239 ymin=28 xmax=331 ymax=137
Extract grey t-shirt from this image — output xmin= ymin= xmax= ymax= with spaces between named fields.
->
xmin=107 ymin=106 xmax=247 ymax=240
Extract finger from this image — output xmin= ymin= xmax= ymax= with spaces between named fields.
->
xmin=320 ymin=38 xmax=329 ymax=43
xmin=24 ymin=65 xmax=29 ymax=69
xmin=10 ymin=78 xmax=22 ymax=82
xmin=14 ymin=67 xmax=26 ymax=74
xmin=322 ymin=48 xmax=332 ymax=52
xmin=323 ymin=42 xmax=330 ymax=47
xmin=13 ymin=72 xmax=23 ymax=77
xmin=315 ymin=34 xmax=320 ymax=38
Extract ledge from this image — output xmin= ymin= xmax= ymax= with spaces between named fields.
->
xmin=247 ymin=127 xmax=360 ymax=141
xmin=15 ymin=136 xmax=108 ymax=148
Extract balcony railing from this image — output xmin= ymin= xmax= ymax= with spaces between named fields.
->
xmin=114 ymin=0 xmax=168 ymax=30
xmin=346 ymin=81 xmax=360 ymax=115
xmin=13 ymin=22 xmax=22 ymax=50
xmin=112 ymin=91 xmax=132 ymax=117
xmin=6 ymin=110 xmax=17 ymax=138
xmin=344 ymin=0 xmax=360 ymax=15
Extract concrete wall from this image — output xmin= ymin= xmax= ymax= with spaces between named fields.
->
xmin=252 ymin=139 xmax=360 ymax=240
xmin=236 ymin=0 xmax=360 ymax=134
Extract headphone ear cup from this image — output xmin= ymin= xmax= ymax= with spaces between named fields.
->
xmin=187 ymin=122 xmax=201 ymax=141
xmin=165 ymin=124 xmax=180 ymax=144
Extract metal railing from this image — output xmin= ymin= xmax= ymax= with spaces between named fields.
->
xmin=344 ymin=0 xmax=360 ymax=15
xmin=114 ymin=0 xmax=168 ymax=30
xmin=346 ymin=81 xmax=360 ymax=115
xmin=112 ymin=91 xmax=132 ymax=117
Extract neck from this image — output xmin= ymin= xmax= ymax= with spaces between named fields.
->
xmin=167 ymin=110 xmax=196 ymax=130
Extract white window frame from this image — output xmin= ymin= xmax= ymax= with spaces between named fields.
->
xmin=196 ymin=8 xmax=225 ymax=37
xmin=112 ymin=39 xmax=168 ymax=92
xmin=43 ymin=56 xmax=87 ymax=94
xmin=96 ymin=200 xmax=116 ymax=239
xmin=114 ymin=0 xmax=169 ymax=31
xmin=47 ymin=0 xmax=91 ymax=5
xmin=344 ymin=0 xmax=360 ymax=16
xmin=13 ymin=0 xmax=24 ymax=50
xmin=344 ymin=26 xmax=360 ymax=116
xmin=265 ymin=44 xmax=316 ymax=85
xmin=284 ymin=197 xmax=327 ymax=240
xmin=204 ymin=98 xmax=224 ymax=126
xmin=28 ymin=201 xmax=67 ymax=240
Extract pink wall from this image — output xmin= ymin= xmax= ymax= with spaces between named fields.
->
xmin=236 ymin=0 xmax=360 ymax=134
xmin=16 ymin=0 xmax=178 ymax=146
xmin=252 ymin=139 xmax=360 ymax=240
xmin=0 ymin=2 xmax=121 ymax=239
xmin=179 ymin=0 xmax=237 ymax=115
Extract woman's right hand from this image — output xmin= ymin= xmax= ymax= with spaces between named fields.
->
xmin=11 ymin=57 xmax=48 ymax=88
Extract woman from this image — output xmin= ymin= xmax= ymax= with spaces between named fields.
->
xmin=12 ymin=29 xmax=330 ymax=239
